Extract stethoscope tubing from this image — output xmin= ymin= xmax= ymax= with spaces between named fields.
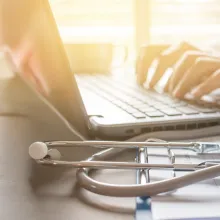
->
xmin=76 ymin=147 xmax=220 ymax=197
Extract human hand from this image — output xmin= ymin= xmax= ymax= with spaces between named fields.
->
xmin=136 ymin=42 xmax=220 ymax=100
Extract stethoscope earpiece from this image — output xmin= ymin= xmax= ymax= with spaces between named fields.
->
xmin=29 ymin=142 xmax=61 ymax=160
xmin=47 ymin=149 xmax=61 ymax=160
xmin=29 ymin=142 xmax=48 ymax=160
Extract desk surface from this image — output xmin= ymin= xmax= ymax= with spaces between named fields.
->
xmin=0 ymin=77 xmax=135 ymax=220
xmin=1 ymin=77 xmax=220 ymax=220
xmin=0 ymin=116 xmax=136 ymax=220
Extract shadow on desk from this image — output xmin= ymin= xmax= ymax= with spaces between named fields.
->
xmin=0 ymin=77 xmax=134 ymax=220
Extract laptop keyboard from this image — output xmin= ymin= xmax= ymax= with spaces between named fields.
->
xmin=76 ymin=74 xmax=219 ymax=119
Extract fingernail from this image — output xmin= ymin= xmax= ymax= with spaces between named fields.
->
xmin=172 ymin=89 xmax=181 ymax=98
xmin=164 ymin=85 xmax=169 ymax=93
xmin=149 ymin=81 xmax=155 ymax=88
xmin=191 ymin=88 xmax=201 ymax=98
xmin=185 ymin=93 xmax=195 ymax=100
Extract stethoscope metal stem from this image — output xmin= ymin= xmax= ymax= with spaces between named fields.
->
xmin=29 ymin=139 xmax=220 ymax=197
xmin=37 ymin=159 xmax=217 ymax=170
xmin=46 ymin=140 xmax=198 ymax=148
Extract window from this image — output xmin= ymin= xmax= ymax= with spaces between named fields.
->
xmin=49 ymin=0 xmax=220 ymax=62
xmin=49 ymin=0 xmax=135 ymax=55
xmin=150 ymin=0 xmax=220 ymax=49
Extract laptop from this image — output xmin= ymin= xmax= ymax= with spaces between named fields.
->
xmin=2 ymin=0 xmax=220 ymax=140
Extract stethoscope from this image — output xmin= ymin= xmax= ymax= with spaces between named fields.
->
xmin=29 ymin=139 xmax=220 ymax=197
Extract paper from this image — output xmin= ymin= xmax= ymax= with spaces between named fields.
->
xmin=145 ymin=146 xmax=220 ymax=220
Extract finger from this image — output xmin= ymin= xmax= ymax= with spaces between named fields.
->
xmin=148 ymin=42 xmax=199 ymax=88
xmin=136 ymin=44 xmax=169 ymax=85
xmin=173 ymin=57 xmax=220 ymax=98
xmin=191 ymin=69 xmax=220 ymax=98
xmin=164 ymin=76 xmax=172 ymax=92
xmin=167 ymin=51 xmax=206 ymax=92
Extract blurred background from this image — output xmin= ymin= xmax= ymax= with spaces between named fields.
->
xmin=2 ymin=0 xmax=220 ymax=77
xmin=49 ymin=0 xmax=220 ymax=60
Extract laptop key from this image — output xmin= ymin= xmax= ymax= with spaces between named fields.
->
xmin=123 ymin=97 xmax=137 ymax=103
xmin=134 ymin=103 xmax=151 ymax=109
xmin=147 ymin=100 xmax=161 ymax=106
xmin=141 ymin=107 xmax=157 ymax=113
xmin=154 ymin=103 xmax=169 ymax=110
xmin=160 ymin=108 xmax=182 ymax=116
xmin=112 ymin=100 xmax=126 ymax=107
xmin=162 ymin=97 xmax=180 ymax=103
xmin=176 ymin=106 xmax=198 ymax=115
xmin=130 ymin=100 xmax=144 ymax=106
xmin=119 ymin=103 xmax=132 ymax=109
xmin=169 ymin=101 xmax=187 ymax=107
xmin=132 ymin=112 xmax=146 ymax=119
xmin=146 ymin=111 xmax=164 ymax=117
xmin=134 ymin=95 xmax=153 ymax=104
xmin=124 ymin=107 xmax=140 ymax=114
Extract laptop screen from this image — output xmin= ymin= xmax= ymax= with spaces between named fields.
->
xmin=0 ymin=0 xmax=91 ymax=138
